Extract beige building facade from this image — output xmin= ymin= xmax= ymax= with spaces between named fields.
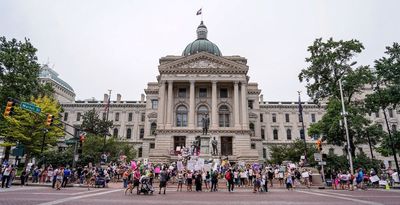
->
xmin=59 ymin=22 xmax=400 ymax=166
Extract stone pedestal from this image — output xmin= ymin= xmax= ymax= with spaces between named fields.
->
xmin=200 ymin=135 xmax=211 ymax=157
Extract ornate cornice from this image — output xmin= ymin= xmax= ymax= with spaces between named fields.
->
xmin=61 ymin=103 xmax=146 ymax=108
xmin=156 ymin=128 xmax=252 ymax=135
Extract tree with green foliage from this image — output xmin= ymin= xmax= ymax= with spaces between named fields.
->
xmin=0 ymin=36 xmax=54 ymax=162
xmin=299 ymin=38 xmax=374 ymax=157
xmin=80 ymin=108 xmax=113 ymax=136
xmin=364 ymin=42 xmax=400 ymax=173
xmin=2 ymin=96 xmax=64 ymax=166
xmin=268 ymin=139 xmax=317 ymax=166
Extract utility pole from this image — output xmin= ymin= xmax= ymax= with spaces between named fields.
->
xmin=40 ymin=128 xmax=48 ymax=167
xmin=339 ymin=77 xmax=354 ymax=175
xmin=298 ymin=91 xmax=308 ymax=164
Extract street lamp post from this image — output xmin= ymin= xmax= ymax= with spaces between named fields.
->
xmin=339 ymin=77 xmax=354 ymax=175
xmin=298 ymin=91 xmax=308 ymax=165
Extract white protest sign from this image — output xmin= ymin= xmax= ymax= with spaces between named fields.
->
xmin=370 ymin=175 xmax=380 ymax=183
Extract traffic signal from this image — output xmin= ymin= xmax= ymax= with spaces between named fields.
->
xmin=46 ymin=114 xmax=54 ymax=126
xmin=79 ymin=133 xmax=85 ymax=143
xmin=3 ymin=98 xmax=16 ymax=117
xmin=316 ymin=139 xmax=322 ymax=152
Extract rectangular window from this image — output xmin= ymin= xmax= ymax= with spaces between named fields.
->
xmin=128 ymin=113 xmax=133 ymax=122
xmin=263 ymin=148 xmax=267 ymax=159
xmin=375 ymin=111 xmax=380 ymax=118
xmin=392 ymin=124 xmax=397 ymax=132
xmin=76 ymin=112 xmax=81 ymax=121
xmin=220 ymin=137 xmax=233 ymax=155
xmin=141 ymin=113 xmax=145 ymax=122
xmin=251 ymin=143 xmax=256 ymax=149
xmin=138 ymin=147 xmax=142 ymax=158
xmin=273 ymin=129 xmax=278 ymax=140
xmin=151 ymin=100 xmax=158 ymax=109
xmin=298 ymin=114 xmax=303 ymax=122
xmin=178 ymin=88 xmax=186 ymax=98
xmin=311 ymin=113 xmax=316 ymax=123
xmin=63 ymin=113 xmax=68 ymax=121
xmin=150 ymin=143 xmax=155 ymax=149
xmin=248 ymin=100 xmax=254 ymax=109
xmin=261 ymin=128 xmax=265 ymax=140
xmin=285 ymin=113 xmax=290 ymax=123
xmin=102 ymin=113 xmax=106 ymax=120
xmin=199 ymin=88 xmax=207 ymax=98
xmin=286 ymin=129 xmax=292 ymax=140
xmin=139 ymin=128 xmax=144 ymax=139
xmin=219 ymin=88 xmax=228 ymax=98
xmin=272 ymin=114 xmax=277 ymax=123
xmin=388 ymin=109 xmax=394 ymax=118
xmin=174 ymin=136 xmax=186 ymax=151
xmin=115 ymin=112 xmax=120 ymax=121
xmin=260 ymin=113 xmax=263 ymax=122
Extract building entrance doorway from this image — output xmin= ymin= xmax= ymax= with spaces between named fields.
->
xmin=220 ymin=136 xmax=232 ymax=156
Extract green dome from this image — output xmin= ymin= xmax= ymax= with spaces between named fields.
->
xmin=182 ymin=21 xmax=222 ymax=56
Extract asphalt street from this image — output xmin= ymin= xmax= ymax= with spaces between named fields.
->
xmin=0 ymin=185 xmax=399 ymax=205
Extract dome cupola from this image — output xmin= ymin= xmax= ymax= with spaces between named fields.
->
xmin=182 ymin=21 xmax=221 ymax=56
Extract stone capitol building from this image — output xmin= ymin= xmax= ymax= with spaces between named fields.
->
xmin=54 ymin=22 xmax=399 ymax=165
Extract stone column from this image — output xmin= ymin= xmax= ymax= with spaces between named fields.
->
xmin=241 ymin=81 xmax=248 ymax=129
xmin=157 ymin=81 xmax=166 ymax=129
xmin=211 ymin=81 xmax=218 ymax=129
xmin=166 ymin=80 xmax=173 ymax=128
xmin=234 ymin=81 xmax=240 ymax=128
xmin=189 ymin=80 xmax=195 ymax=128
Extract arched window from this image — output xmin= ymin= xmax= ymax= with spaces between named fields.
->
xmin=249 ymin=123 xmax=255 ymax=132
xmin=219 ymin=105 xmax=230 ymax=127
xmin=286 ymin=129 xmax=292 ymax=140
xmin=126 ymin=128 xmax=132 ymax=139
xmin=197 ymin=105 xmax=209 ymax=127
xmin=150 ymin=122 xmax=157 ymax=135
xmin=176 ymin=105 xmax=188 ymax=127
xmin=249 ymin=123 xmax=255 ymax=137
xmin=273 ymin=129 xmax=278 ymax=140
xmin=113 ymin=128 xmax=118 ymax=137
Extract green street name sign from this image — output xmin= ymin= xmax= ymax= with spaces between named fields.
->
xmin=20 ymin=102 xmax=41 ymax=113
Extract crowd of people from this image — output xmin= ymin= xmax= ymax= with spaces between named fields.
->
xmin=1 ymin=159 xmax=398 ymax=194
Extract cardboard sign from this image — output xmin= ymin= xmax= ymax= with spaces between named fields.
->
xmin=177 ymin=161 xmax=184 ymax=171
xmin=370 ymin=175 xmax=380 ymax=183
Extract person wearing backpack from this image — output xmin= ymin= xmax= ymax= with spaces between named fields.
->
xmin=225 ymin=168 xmax=234 ymax=192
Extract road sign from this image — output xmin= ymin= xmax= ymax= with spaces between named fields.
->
xmin=318 ymin=161 xmax=326 ymax=165
xmin=65 ymin=139 xmax=77 ymax=145
xmin=314 ymin=153 xmax=322 ymax=162
xmin=20 ymin=102 xmax=41 ymax=113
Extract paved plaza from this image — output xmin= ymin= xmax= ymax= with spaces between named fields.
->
xmin=1 ymin=185 xmax=399 ymax=205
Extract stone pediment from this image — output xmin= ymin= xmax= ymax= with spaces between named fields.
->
xmin=159 ymin=52 xmax=248 ymax=74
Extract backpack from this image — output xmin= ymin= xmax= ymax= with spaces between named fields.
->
xmin=225 ymin=172 xmax=231 ymax=181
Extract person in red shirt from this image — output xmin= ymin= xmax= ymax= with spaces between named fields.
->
xmin=133 ymin=169 xmax=141 ymax=194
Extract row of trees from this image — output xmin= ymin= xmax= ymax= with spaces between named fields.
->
xmin=269 ymin=38 xmax=400 ymax=172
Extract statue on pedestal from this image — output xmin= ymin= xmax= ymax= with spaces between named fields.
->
xmin=191 ymin=136 xmax=201 ymax=156
xmin=211 ymin=137 xmax=218 ymax=156
xmin=201 ymin=114 xmax=210 ymax=135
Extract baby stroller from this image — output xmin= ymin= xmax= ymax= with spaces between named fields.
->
xmin=138 ymin=176 xmax=154 ymax=195
xmin=95 ymin=176 xmax=106 ymax=188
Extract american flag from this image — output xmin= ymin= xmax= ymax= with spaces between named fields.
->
xmin=196 ymin=8 xmax=202 ymax=15
xmin=104 ymin=95 xmax=110 ymax=112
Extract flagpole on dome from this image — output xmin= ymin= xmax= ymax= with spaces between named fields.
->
xmin=196 ymin=8 xmax=203 ymax=21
